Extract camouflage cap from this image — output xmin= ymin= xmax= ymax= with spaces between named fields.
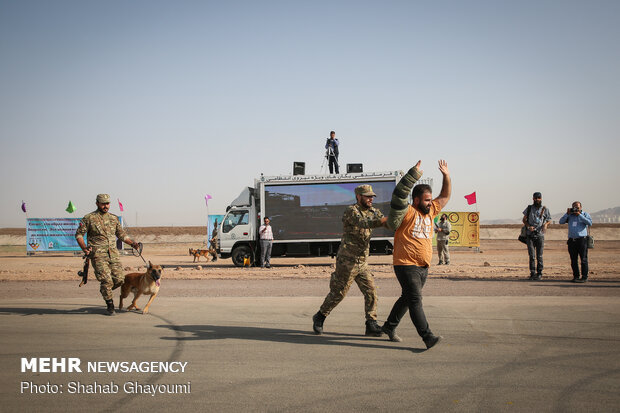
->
xmin=96 ymin=194 xmax=111 ymax=203
xmin=355 ymin=184 xmax=376 ymax=197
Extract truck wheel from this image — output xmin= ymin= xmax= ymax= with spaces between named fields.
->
xmin=231 ymin=245 xmax=253 ymax=267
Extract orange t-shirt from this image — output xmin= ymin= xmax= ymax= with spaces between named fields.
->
xmin=393 ymin=200 xmax=442 ymax=267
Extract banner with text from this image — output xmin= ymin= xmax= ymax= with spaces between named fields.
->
xmin=26 ymin=218 xmax=84 ymax=252
xmin=208 ymin=215 xmax=225 ymax=246
xmin=433 ymin=211 xmax=479 ymax=247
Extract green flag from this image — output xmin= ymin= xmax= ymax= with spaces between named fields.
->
xmin=66 ymin=201 xmax=76 ymax=213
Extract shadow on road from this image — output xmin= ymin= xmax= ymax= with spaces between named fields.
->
xmin=155 ymin=323 xmax=426 ymax=353
xmin=0 ymin=305 xmax=103 ymax=316
xmin=437 ymin=277 xmax=620 ymax=285
xmin=534 ymin=283 xmax=620 ymax=289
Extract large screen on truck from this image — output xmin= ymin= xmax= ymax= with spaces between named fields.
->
xmin=264 ymin=181 xmax=395 ymax=240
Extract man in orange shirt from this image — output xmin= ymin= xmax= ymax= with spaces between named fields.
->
xmin=382 ymin=160 xmax=451 ymax=349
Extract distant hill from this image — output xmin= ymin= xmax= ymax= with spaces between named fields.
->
xmin=482 ymin=218 xmax=523 ymax=225
xmin=482 ymin=206 xmax=620 ymax=225
xmin=590 ymin=206 xmax=620 ymax=223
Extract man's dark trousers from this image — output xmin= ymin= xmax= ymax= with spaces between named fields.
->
xmin=526 ymin=235 xmax=544 ymax=276
xmin=568 ymin=237 xmax=588 ymax=279
xmin=328 ymin=156 xmax=339 ymax=174
xmin=384 ymin=265 xmax=432 ymax=339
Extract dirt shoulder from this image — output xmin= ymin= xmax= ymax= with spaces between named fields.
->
xmin=1 ymin=240 xmax=619 ymax=283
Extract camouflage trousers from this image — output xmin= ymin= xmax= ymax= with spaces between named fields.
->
xmin=319 ymin=255 xmax=378 ymax=320
xmin=437 ymin=239 xmax=450 ymax=264
xmin=91 ymin=249 xmax=125 ymax=301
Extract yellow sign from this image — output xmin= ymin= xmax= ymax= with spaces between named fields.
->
xmin=433 ymin=211 xmax=480 ymax=247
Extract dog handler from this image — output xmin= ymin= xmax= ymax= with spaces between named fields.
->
xmin=75 ymin=194 xmax=140 ymax=315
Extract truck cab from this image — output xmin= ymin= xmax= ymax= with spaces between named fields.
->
xmin=218 ymin=187 xmax=259 ymax=266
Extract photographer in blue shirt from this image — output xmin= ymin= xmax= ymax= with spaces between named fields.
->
xmin=559 ymin=201 xmax=593 ymax=283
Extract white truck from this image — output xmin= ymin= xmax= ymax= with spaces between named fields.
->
xmin=217 ymin=171 xmax=432 ymax=267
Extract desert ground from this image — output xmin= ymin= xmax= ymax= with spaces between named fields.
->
xmin=1 ymin=225 xmax=619 ymax=287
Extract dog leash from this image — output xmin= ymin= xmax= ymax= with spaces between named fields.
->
xmin=131 ymin=242 xmax=148 ymax=265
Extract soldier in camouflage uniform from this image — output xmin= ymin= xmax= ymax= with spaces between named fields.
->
xmin=75 ymin=194 xmax=140 ymax=315
xmin=312 ymin=184 xmax=387 ymax=336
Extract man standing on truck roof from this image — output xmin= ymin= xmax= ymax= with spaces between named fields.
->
xmin=325 ymin=131 xmax=340 ymax=174
xmin=312 ymin=184 xmax=387 ymax=336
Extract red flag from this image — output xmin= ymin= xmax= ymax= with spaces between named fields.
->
xmin=464 ymin=192 xmax=477 ymax=205
xmin=118 ymin=199 xmax=124 ymax=212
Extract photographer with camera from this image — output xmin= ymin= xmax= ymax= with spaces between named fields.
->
xmin=522 ymin=192 xmax=551 ymax=280
xmin=559 ymin=202 xmax=592 ymax=283
xmin=325 ymin=131 xmax=339 ymax=174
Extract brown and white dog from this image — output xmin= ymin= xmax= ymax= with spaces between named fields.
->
xmin=189 ymin=247 xmax=216 ymax=262
xmin=119 ymin=262 xmax=162 ymax=314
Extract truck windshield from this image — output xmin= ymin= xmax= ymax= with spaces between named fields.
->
xmin=222 ymin=210 xmax=249 ymax=233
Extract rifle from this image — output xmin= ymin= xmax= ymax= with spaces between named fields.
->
xmin=77 ymin=253 xmax=90 ymax=287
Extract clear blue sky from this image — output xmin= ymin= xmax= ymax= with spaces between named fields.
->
xmin=1 ymin=0 xmax=618 ymax=227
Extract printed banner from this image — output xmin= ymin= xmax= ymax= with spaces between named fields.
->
xmin=208 ymin=214 xmax=225 ymax=246
xmin=433 ymin=211 xmax=480 ymax=247
xmin=26 ymin=218 xmax=84 ymax=252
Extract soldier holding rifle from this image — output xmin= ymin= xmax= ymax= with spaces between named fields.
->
xmin=75 ymin=194 xmax=140 ymax=315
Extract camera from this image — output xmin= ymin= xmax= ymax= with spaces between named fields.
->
xmin=571 ymin=206 xmax=580 ymax=214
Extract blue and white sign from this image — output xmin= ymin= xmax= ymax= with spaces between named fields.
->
xmin=26 ymin=218 xmax=84 ymax=252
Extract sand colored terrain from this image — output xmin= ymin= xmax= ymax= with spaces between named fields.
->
xmin=1 ymin=225 xmax=619 ymax=283
xmin=3 ymin=224 xmax=620 ymax=246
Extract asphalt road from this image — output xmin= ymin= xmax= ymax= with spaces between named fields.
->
xmin=1 ymin=280 xmax=619 ymax=412
xmin=2 ymin=277 xmax=620 ymax=299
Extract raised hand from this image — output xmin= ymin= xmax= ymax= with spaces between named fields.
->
xmin=438 ymin=160 xmax=449 ymax=176
xmin=413 ymin=160 xmax=423 ymax=175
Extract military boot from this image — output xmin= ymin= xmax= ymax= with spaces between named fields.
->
xmin=105 ymin=299 xmax=115 ymax=316
xmin=365 ymin=319 xmax=383 ymax=337
xmin=312 ymin=311 xmax=326 ymax=335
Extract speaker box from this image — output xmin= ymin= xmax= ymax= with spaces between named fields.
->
xmin=293 ymin=162 xmax=305 ymax=175
xmin=346 ymin=163 xmax=363 ymax=173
